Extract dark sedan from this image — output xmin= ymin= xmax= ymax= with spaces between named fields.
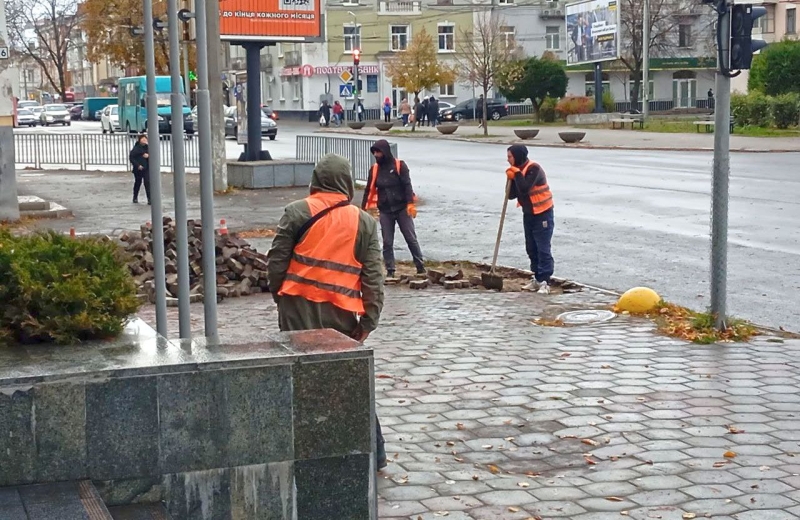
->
xmin=69 ymin=104 xmax=83 ymax=120
xmin=440 ymin=98 xmax=509 ymax=122
xmin=224 ymin=106 xmax=277 ymax=140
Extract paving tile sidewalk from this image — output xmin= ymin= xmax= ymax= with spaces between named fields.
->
xmin=323 ymin=124 xmax=800 ymax=153
xmin=138 ymin=285 xmax=800 ymax=520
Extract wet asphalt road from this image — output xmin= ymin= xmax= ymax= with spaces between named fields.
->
xmin=347 ymin=135 xmax=800 ymax=331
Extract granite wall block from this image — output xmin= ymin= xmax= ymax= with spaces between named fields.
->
xmin=295 ymin=454 xmax=371 ymax=520
xmin=33 ymin=383 xmax=86 ymax=483
xmin=0 ymin=390 xmax=35 ymax=486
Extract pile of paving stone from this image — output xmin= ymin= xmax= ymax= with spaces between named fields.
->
xmin=119 ymin=217 xmax=270 ymax=304
xmin=386 ymin=268 xmax=479 ymax=290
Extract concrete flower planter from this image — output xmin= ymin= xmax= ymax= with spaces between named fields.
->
xmin=375 ymin=122 xmax=394 ymax=131
xmin=514 ymin=129 xmax=540 ymax=140
xmin=559 ymin=131 xmax=586 ymax=143
xmin=437 ymin=125 xmax=458 ymax=135
xmin=347 ymin=122 xmax=366 ymax=130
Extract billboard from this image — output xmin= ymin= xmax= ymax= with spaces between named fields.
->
xmin=219 ymin=0 xmax=323 ymax=42
xmin=565 ymin=0 xmax=621 ymax=66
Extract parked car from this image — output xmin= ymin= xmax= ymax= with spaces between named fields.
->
xmin=40 ymin=104 xmax=71 ymax=126
xmin=82 ymin=97 xmax=116 ymax=121
xmin=101 ymin=104 xmax=121 ymax=134
xmin=69 ymin=103 xmax=84 ymax=120
xmin=18 ymin=100 xmax=40 ymax=111
xmin=29 ymin=106 xmax=45 ymax=120
xmin=15 ymin=108 xmax=38 ymax=127
xmin=261 ymin=105 xmax=278 ymax=120
xmin=438 ymin=101 xmax=455 ymax=114
xmin=440 ymin=98 xmax=509 ymax=122
xmin=224 ymin=106 xmax=277 ymax=140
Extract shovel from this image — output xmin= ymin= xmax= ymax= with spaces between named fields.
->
xmin=482 ymin=178 xmax=512 ymax=291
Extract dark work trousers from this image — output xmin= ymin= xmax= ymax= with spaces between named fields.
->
xmin=376 ymin=416 xmax=386 ymax=465
xmin=384 ymin=111 xmax=391 ymax=123
xmin=133 ymin=169 xmax=151 ymax=203
xmin=523 ymin=208 xmax=555 ymax=283
xmin=379 ymin=208 xmax=424 ymax=272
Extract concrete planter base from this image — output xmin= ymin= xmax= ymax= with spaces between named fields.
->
xmin=559 ymin=131 xmax=586 ymax=143
xmin=514 ymin=129 xmax=540 ymax=139
xmin=228 ymin=160 xmax=314 ymax=189
xmin=437 ymin=125 xmax=458 ymax=135
xmin=348 ymin=122 xmax=366 ymax=130
xmin=375 ymin=122 xmax=394 ymax=131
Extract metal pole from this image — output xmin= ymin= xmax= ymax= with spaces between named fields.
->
xmin=168 ymin=0 xmax=192 ymax=338
xmin=206 ymin=0 xmax=228 ymax=191
xmin=194 ymin=0 xmax=218 ymax=340
xmin=183 ymin=40 xmax=191 ymax=105
xmin=710 ymin=3 xmax=731 ymax=330
xmin=245 ymin=43 xmax=263 ymax=161
xmin=642 ymin=0 xmax=650 ymax=119
xmin=143 ymin=0 xmax=168 ymax=337
xmin=594 ymin=62 xmax=603 ymax=112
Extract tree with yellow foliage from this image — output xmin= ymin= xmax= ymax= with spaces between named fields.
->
xmin=384 ymin=28 xmax=456 ymax=131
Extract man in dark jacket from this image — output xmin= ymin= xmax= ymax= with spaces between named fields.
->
xmin=506 ymin=144 xmax=555 ymax=294
xmin=267 ymin=153 xmax=388 ymax=468
xmin=319 ymin=100 xmax=331 ymax=126
xmin=362 ymin=140 xmax=425 ymax=277
xmin=427 ymin=96 xmax=439 ymax=127
xmin=129 ymin=134 xmax=151 ymax=205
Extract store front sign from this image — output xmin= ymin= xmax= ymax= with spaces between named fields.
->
xmin=280 ymin=64 xmax=381 ymax=77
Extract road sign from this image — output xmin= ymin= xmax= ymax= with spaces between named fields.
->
xmin=0 ymin=47 xmax=9 ymax=60
xmin=339 ymin=69 xmax=353 ymax=84
xmin=339 ymin=84 xmax=353 ymax=97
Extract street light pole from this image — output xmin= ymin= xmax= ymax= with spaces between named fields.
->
xmin=642 ymin=0 xmax=650 ymax=119
xmin=348 ymin=11 xmax=359 ymax=116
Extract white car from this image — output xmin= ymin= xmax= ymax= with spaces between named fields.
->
xmin=101 ymin=104 xmax=121 ymax=134
xmin=30 ymin=106 xmax=45 ymax=120
xmin=40 ymin=104 xmax=71 ymax=126
xmin=15 ymin=108 xmax=38 ymax=127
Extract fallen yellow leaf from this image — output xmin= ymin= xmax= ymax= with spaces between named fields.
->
xmin=488 ymin=464 xmax=501 ymax=474
xmin=683 ymin=514 xmax=697 ymax=520
xmin=723 ymin=450 xmax=737 ymax=458
xmin=508 ymin=507 xmax=520 ymax=512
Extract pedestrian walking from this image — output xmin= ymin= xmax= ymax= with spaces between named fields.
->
xmin=399 ymin=98 xmax=411 ymax=127
xmin=319 ymin=100 xmax=331 ymax=127
xmin=477 ymin=94 xmax=486 ymax=128
xmin=129 ymin=134 xmax=151 ymax=205
xmin=356 ymin=99 xmax=365 ymax=122
xmin=362 ymin=139 xmax=425 ymax=278
xmin=420 ymin=98 xmax=429 ymax=126
xmin=427 ymin=96 xmax=439 ymax=127
xmin=505 ymin=144 xmax=555 ymax=294
xmin=266 ymin=153 xmax=388 ymax=469
xmin=413 ymin=97 xmax=424 ymax=127
xmin=707 ymin=88 xmax=714 ymax=112
xmin=383 ymin=97 xmax=392 ymax=123
xmin=333 ymin=100 xmax=344 ymax=126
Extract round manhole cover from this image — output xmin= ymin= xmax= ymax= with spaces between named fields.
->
xmin=557 ymin=309 xmax=616 ymax=325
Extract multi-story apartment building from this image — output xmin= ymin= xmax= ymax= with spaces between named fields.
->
xmin=498 ymin=0 xmax=718 ymax=110
xmin=732 ymin=0 xmax=799 ymax=92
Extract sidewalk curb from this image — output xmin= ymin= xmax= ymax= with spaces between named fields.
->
xmin=318 ymin=128 xmax=799 ymax=154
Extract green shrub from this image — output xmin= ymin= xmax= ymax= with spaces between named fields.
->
xmin=555 ymin=96 xmax=594 ymax=118
xmin=0 ymin=229 xmax=141 ymax=345
xmin=539 ymin=96 xmax=557 ymax=122
xmin=731 ymin=91 xmax=772 ymax=127
xmin=602 ymin=90 xmax=615 ymax=113
xmin=772 ymin=93 xmax=800 ymax=129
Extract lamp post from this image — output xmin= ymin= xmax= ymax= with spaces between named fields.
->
xmin=348 ymin=11 xmax=360 ymax=113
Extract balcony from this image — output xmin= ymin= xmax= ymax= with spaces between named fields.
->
xmin=378 ymin=1 xmax=422 ymax=15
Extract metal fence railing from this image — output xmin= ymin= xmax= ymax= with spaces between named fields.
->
xmin=507 ymin=103 xmax=535 ymax=116
xmin=614 ymin=99 xmax=714 ymax=113
xmin=13 ymin=133 xmax=200 ymax=170
xmin=296 ymin=135 xmax=398 ymax=183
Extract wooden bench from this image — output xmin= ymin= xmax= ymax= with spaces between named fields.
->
xmin=611 ymin=114 xmax=644 ymax=129
xmin=694 ymin=116 xmax=735 ymax=133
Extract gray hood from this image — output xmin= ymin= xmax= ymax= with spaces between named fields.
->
xmin=310 ymin=153 xmax=355 ymax=201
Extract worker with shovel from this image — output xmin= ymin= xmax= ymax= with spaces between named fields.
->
xmin=506 ymin=144 xmax=555 ymax=294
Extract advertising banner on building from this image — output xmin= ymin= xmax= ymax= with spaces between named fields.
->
xmin=565 ymin=0 xmax=621 ymax=66
xmin=219 ymin=0 xmax=323 ymax=42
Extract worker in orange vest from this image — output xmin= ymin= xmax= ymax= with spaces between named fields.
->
xmin=267 ymin=153 xmax=388 ymax=467
xmin=361 ymin=139 xmax=425 ymax=278
xmin=506 ymin=144 xmax=555 ymax=294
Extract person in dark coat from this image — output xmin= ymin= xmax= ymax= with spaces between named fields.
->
xmin=413 ymin=97 xmax=424 ymax=126
xmin=129 ymin=134 xmax=151 ymax=205
xmin=420 ymin=98 xmax=429 ymax=126
xmin=319 ymin=100 xmax=331 ymax=126
xmin=362 ymin=140 xmax=425 ymax=277
xmin=427 ymin=96 xmax=439 ymax=127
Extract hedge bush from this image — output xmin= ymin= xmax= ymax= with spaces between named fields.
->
xmin=732 ymin=91 xmax=800 ymax=128
xmin=602 ymin=91 xmax=615 ymax=113
xmin=772 ymin=93 xmax=800 ymax=129
xmin=540 ymin=96 xmax=558 ymax=122
xmin=555 ymin=96 xmax=594 ymax=118
xmin=0 ymin=229 xmax=141 ymax=345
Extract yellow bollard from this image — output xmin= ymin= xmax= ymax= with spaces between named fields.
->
xmin=616 ymin=287 xmax=661 ymax=314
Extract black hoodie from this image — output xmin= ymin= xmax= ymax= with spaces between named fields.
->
xmin=362 ymin=140 xmax=414 ymax=214
xmin=129 ymin=141 xmax=149 ymax=174
xmin=507 ymin=144 xmax=550 ymax=215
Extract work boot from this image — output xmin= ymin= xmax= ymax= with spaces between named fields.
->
xmin=386 ymin=270 xmax=395 ymax=279
xmin=416 ymin=265 xmax=426 ymax=275
xmin=522 ymin=278 xmax=539 ymax=292
xmin=377 ymin=442 xmax=388 ymax=470
xmin=537 ymin=281 xmax=551 ymax=295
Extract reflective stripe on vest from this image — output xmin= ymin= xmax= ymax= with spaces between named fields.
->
xmin=519 ymin=161 xmax=554 ymax=215
xmin=278 ymin=193 xmax=365 ymax=314
xmin=365 ymin=158 xmax=403 ymax=210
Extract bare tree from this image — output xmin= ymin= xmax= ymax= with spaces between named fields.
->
xmin=456 ymin=9 xmax=521 ymax=135
xmin=620 ymin=0 xmax=714 ymax=109
xmin=5 ymin=0 xmax=81 ymax=98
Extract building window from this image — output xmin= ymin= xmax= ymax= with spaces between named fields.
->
xmin=277 ymin=43 xmax=283 ymax=58
xmin=545 ymin=26 xmax=560 ymax=50
xmin=584 ymin=72 xmax=610 ymax=96
xmin=439 ymin=83 xmax=455 ymax=97
xmin=367 ymin=75 xmax=378 ymax=93
xmin=628 ymin=76 xmax=653 ymax=100
xmin=344 ymin=24 xmax=361 ymax=53
xmin=501 ymin=26 xmax=515 ymax=48
xmin=672 ymin=70 xmax=697 ymax=109
xmin=497 ymin=0 xmax=513 ymax=4
xmin=759 ymin=6 xmax=775 ymax=33
xmin=280 ymin=79 xmax=288 ymax=101
xmin=787 ymin=8 xmax=796 ymax=34
xmin=391 ymin=25 xmax=410 ymax=51
xmin=438 ymin=24 xmax=455 ymax=52
xmin=678 ymin=24 xmax=692 ymax=48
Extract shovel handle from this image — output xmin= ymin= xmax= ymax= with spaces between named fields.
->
xmin=491 ymin=179 xmax=512 ymax=272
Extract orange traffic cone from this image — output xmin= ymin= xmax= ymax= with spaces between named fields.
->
xmin=219 ymin=219 xmax=228 ymax=236
xmin=69 ymin=227 xmax=76 ymax=239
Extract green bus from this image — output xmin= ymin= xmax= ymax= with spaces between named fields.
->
xmin=117 ymin=76 xmax=193 ymax=135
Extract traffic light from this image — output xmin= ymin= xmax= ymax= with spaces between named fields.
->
xmin=730 ymin=4 xmax=768 ymax=70
xmin=353 ymin=49 xmax=361 ymax=66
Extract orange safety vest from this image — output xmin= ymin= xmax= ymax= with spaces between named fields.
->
xmin=278 ymin=192 xmax=365 ymax=314
xmin=513 ymin=161 xmax=554 ymax=215
xmin=364 ymin=158 xmax=402 ymax=210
